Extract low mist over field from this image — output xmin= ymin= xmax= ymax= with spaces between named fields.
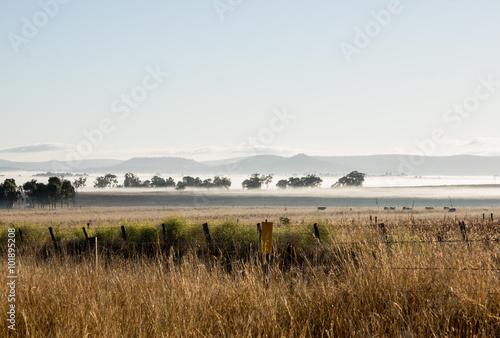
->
xmin=2 ymin=153 xmax=499 ymax=208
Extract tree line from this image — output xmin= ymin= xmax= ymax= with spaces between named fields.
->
xmin=87 ymin=171 xmax=367 ymax=190
xmin=76 ymin=171 xmax=366 ymax=191
xmin=92 ymin=173 xmax=232 ymax=190
xmin=23 ymin=177 xmax=76 ymax=208
xmin=241 ymin=172 xmax=364 ymax=189
xmin=0 ymin=177 xmax=77 ymax=209
xmin=276 ymin=175 xmax=323 ymax=189
xmin=0 ymin=171 xmax=365 ymax=209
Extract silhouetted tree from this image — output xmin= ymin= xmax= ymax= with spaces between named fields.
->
xmin=176 ymin=176 xmax=203 ymax=190
xmin=23 ymin=179 xmax=38 ymax=207
xmin=276 ymin=179 xmax=289 ymax=189
xmin=73 ymin=177 xmax=87 ymax=191
xmin=175 ymin=181 xmax=187 ymax=190
xmin=301 ymin=174 xmax=323 ymax=188
xmin=22 ymin=178 xmax=76 ymax=208
xmin=61 ymin=179 xmax=76 ymax=207
xmin=276 ymin=175 xmax=322 ymax=189
xmin=175 ymin=175 xmax=231 ymax=190
xmin=47 ymin=177 xmax=62 ymax=209
xmin=94 ymin=174 xmax=118 ymax=189
xmin=151 ymin=175 xmax=166 ymax=187
xmin=242 ymin=174 xmax=273 ymax=190
xmin=151 ymin=175 xmax=176 ymax=189
xmin=124 ymin=173 xmax=142 ymax=187
xmin=0 ymin=179 xmax=21 ymax=209
xmin=201 ymin=178 xmax=213 ymax=188
xmin=332 ymin=171 xmax=365 ymax=187
xmin=213 ymin=176 xmax=231 ymax=189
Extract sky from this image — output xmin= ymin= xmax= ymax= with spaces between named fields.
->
xmin=1 ymin=0 xmax=500 ymax=162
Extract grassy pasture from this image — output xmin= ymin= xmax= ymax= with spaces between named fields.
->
xmin=1 ymin=207 xmax=499 ymax=336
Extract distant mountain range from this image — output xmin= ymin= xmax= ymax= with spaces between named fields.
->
xmin=0 ymin=159 xmax=122 ymax=172
xmin=1 ymin=154 xmax=499 ymax=176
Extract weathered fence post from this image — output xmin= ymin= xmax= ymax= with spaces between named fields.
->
xmin=202 ymin=223 xmax=212 ymax=252
xmin=375 ymin=216 xmax=378 ymax=224
xmin=18 ymin=228 xmax=24 ymax=243
xmin=82 ymin=227 xmax=97 ymax=264
xmin=162 ymin=223 xmax=167 ymax=243
xmin=483 ymin=213 xmax=485 ymax=221
xmin=460 ymin=221 xmax=467 ymax=242
xmin=313 ymin=223 xmax=321 ymax=243
xmin=48 ymin=227 xmax=58 ymax=250
xmin=379 ymin=223 xmax=387 ymax=241
xmin=261 ymin=221 xmax=273 ymax=268
xmin=121 ymin=225 xmax=127 ymax=241
xmin=92 ymin=237 xmax=98 ymax=266
xmin=491 ymin=213 xmax=494 ymax=221
xmin=82 ymin=227 xmax=89 ymax=241
xmin=313 ymin=222 xmax=322 ymax=264
xmin=256 ymin=223 xmax=262 ymax=251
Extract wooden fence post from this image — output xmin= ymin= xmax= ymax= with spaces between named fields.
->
xmin=82 ymin=227 xmax=97 ymax=264
xmin=162 ymin=223 xmax=167 ymax=243
xmin=48 ymin=227 xmax=58 ymax=250
xmin=18 ymin=228 xmax=24 ymax=243
xmin=379 ymin=223 xmax=387 ymax=241
xmin=256 ymin=223 xmax=262 ymax=251
xmin=460 ymin=221 xmax=467 ymax=242
xmin=82 ymin=227 xmax=89 ymax=241
xmin=121 ymin=226 xmax=127 ymax=241
xmin=375 ymin=216 xmax=378 ymax=224
xmin=483 ymin=213 xmax=485 ymax=221
xmin=491 ymin=213 xmax=494 ymax=221
xmin=313 ymin=223 xmax=321 ymax=243
xmin=202 ymin=223 xmax=212 ymax=249
xmin=261 ymin=221 xmax=273 ymax=266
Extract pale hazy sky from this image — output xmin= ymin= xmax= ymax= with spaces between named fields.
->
xmin=1 ymin=0 xmax=500 ymax=162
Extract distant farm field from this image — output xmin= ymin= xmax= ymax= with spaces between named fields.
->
xmin=1 ymin=206 xmax=499 ymax=336
xmin=71 ymin=185 xmax=500 ymax=208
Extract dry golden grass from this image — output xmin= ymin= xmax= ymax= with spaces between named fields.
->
xmin=2 ymin=207 xmax=500 ymax=336
xmin=1 ymin=205 xmax=498 ymax=227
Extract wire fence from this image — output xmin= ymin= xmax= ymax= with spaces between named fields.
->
xmin=5 ymin=221 xmax=500 ymax=273
xmin=7 ymin=238 xmax=500 ymax=246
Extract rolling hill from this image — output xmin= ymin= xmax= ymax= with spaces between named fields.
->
xmin=1 ymin=154 xmax=499 ymax=176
